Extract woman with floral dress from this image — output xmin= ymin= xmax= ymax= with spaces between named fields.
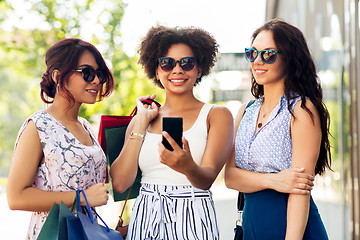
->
xmin=7 ymin=38 xmax=114 ymax=239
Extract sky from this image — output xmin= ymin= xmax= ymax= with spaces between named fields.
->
xmin=3 ymin=0 xmax=266 ymax=55
xmin=120 ymin=0 xmax=266 ymax=56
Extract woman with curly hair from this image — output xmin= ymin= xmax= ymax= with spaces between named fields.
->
xmin=110 ymin=25 xmax=233 ymax=239
xmin=7 ymin=38 xmax=114 ymax=239
xmin=225 ymin=19 xmax=330 ymax=239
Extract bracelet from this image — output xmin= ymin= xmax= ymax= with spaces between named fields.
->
xmin=129 ymin=132 xmax=145 ymax=141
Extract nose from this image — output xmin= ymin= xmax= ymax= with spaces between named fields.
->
xmin=253 ymin=54 xmax=264 ymax=65
xmin=172 ymin=61 xmax=184 ymax=73
xmin=91 ymin=74 xmax=101 ymax=85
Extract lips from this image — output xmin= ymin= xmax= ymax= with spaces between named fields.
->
xmin=170 ymin=79 xmax=186 ymax=83
xmin=86 ymin=89 xmax=99 ymax=95
xmin=253 ymin=68 xmax=267 ymax=75
xmin=169 ymin=78 xmax=187 ymax=86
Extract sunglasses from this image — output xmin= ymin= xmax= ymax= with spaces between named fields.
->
xmin=73 ymin=66 xmax=106 ymax=84
xmin=245 ymin=48 xmax=279 ymax=64
xmin=158 ymin=57 xmax=197 ymax=72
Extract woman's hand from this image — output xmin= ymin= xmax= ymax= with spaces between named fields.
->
xmin=83 ymin=183 xmax=109 ymax=207
xmin=158 ymin=133 xmax=197 ymax=175
xmin=272 ymin=168 xmax=314 ymax=194
xmin=135 ymin=94 xmax=159 ymax=125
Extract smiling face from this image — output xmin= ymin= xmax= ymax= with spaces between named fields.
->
xmin=250 ymin=30 xmax=285 ymax=87
xmin=156 ymin=43 xmax=202 ymax=95
xmin=64 ymin=50 xmax=102 ymax=105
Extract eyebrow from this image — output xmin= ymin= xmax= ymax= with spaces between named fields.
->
xmin=77 ymin=64 xmax=99 ymax=69
xmin=251 ymin=47 xmax=277 ymax=51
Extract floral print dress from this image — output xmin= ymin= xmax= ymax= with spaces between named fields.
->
xmin=14 ymin=110 xmax=106 ymax=240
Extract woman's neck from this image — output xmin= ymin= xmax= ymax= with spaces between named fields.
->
xmin=46 ymin=97 xmax=81 ymax=123
xmin=262 ymin=83 xmax=285 ymax=108
xmin=162 ymin=91 xmax=202 ymax=112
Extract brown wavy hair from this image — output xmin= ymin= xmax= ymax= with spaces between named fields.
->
xmin=40 ymin=38 xmax=114 ymax=104
xmin=138 ymin=25 xmax=219 ymax=88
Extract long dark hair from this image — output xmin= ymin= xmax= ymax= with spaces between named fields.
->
xmin=250 ymin=18 xmax=331 ymax=175
xmin=40 ymin=38 xmax=114 ymax=104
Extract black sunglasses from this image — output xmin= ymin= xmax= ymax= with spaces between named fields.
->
xmin=245 ymin=48 xmax=279 ymax=64
xmin=73 ymin=66 xmax=106 ymax=84
xmin=158 ymin=57 xmax=197 ymax=72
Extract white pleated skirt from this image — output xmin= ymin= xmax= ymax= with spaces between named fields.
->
xmin=127 ymin=183 xmax=219 ymax=240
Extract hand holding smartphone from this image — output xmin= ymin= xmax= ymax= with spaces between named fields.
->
xmin=162 ymin=117 xmax=183 ymax=151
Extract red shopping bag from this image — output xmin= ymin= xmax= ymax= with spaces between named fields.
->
xmin=98 ymin=114 xmax=135 ymax=156
xmin=98 ymin=99 xmax=160 ymax=198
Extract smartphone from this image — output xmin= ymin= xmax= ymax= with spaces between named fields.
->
xmin=162 ymin=117 xmax=183 ymax=151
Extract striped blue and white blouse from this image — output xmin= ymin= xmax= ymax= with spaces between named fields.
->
xmin=235 ymin=94 xmax=301 ymax=173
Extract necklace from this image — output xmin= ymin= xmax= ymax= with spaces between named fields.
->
xmin=257 ymin=108 xmax=273 ymax=128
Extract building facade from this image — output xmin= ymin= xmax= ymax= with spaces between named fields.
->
xmin=265 ymin=0 xmax=359 ymax=239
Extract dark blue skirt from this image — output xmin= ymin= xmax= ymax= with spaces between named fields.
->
xmin=242 ymin=189 xmax=328 ymax=240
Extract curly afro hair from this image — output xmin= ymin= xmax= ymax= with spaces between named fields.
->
xmin=138 ymin=25 xmax=219 ymax=88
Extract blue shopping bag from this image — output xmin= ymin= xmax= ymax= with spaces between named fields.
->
xmin=66 ymin=189 xmax=123 ymax=240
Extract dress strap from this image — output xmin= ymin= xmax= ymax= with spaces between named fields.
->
xmin=191 ymin=103 xmax=214 ymax=130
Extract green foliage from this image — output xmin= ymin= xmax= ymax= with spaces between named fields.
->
xmin=0 ymin=66 xmax=41 ymax=175
xmin=0 ymin=0 xmax=164 ymax=177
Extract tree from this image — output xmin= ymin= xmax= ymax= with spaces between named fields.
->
xmin=0 ymin=0 xmax=164 ymax=176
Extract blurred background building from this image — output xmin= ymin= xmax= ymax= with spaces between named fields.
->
xmin=266 ymin=1 xmax=359 ymax=239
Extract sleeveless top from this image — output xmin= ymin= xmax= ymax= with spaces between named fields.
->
xmin=14 ymin=110 xmax=106 ymax=240
xmin=235 ymin=95 xmax=301 ymax=173
xmin=139 ymin=103 xmax=214 ymax=185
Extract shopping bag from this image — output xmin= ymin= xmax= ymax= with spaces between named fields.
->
xmin=37 ymin=201 xmax=74 ymax=240
xmin=104 ymin=124 xmax=142 ymax=201
xmin=67 ymin=189 xmax=123 ymax=240
xmin=98 ymin=98 xmax=160 ymax=201
xmin=66 ymin=190 xmax=87 ymax=240
xmin=99 ymin=114 xmax=133 ymax=184
xmin=77 ymin=211 xmax=123 ymax=240
xmin=37 ymin=202 xmax=60 ymax=240
xmin=66 ymin=215 xmax=86 ymax=239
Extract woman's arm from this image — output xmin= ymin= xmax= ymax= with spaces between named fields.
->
xmin=110 ymin=95 xmax=159 ymax=193
xmin=159 ymin=106 xmax=234 ymax=190
xmin=7 ymin=121 xmax=108 ymax=212
xmin=285 ymin=99 xmax=322 ymax=240
xmin=224 ymin=102 xmax=314 ymax=194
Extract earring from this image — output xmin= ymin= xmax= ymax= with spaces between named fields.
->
xmin=56 ymin=84 xmax=60 ymax=93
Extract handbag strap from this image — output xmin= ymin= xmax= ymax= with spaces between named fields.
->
xmin=76 ymin=189 xmax=112 ymax=232
xmin=116 ymin=185 xmax=132 ymax=229
xmin=120 ymin=186 xmax=132 ymax=218
xmin=237 ymin=192 xmax=245 ymax=211
xmin=132 ymin=98 xmax=161 ymax=116
xmin=77 ymin=189 xmax=94 ymax=223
